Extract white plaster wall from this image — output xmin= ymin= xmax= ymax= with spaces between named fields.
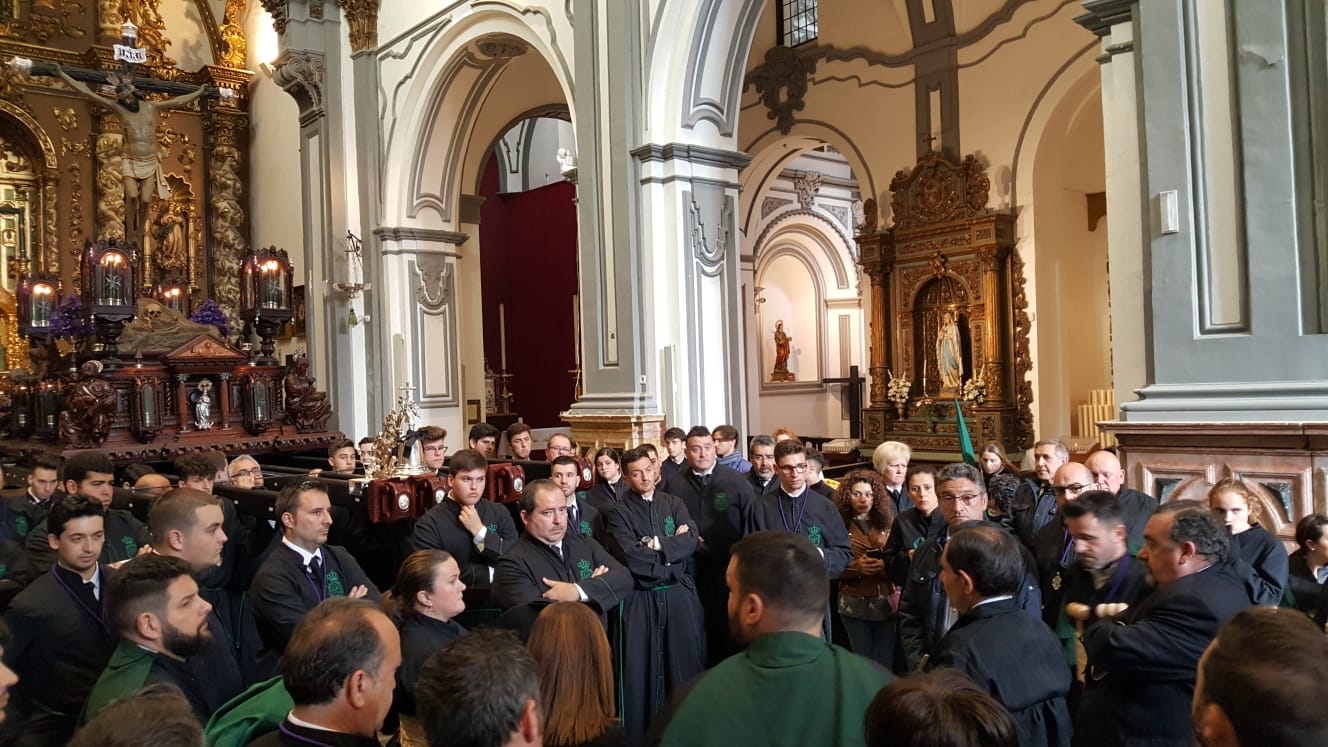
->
xmin=245 ymin=5 xmax=304 ymax=277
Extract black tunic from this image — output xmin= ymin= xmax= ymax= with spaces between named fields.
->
xmin=249 ymin=543 xmax=380 ymax=654
xmin=745 ymin=488 xmax=852 ymax=579
xmin=491 ymin=532 xmax=633 ymax=615
xmin=408 ymin=498 xmax=517 ymax=606
xmin=883 ymin=507 xmax=942 ymax=587
xmin=744 ymin=468 xmax=777 ymax=497
xmin=663 ymin=467 xmax=755 ymax=665
xmin=934 ymin=598 xmax=1073 ymax=747
xmin=395 ymin=615 xmax=466 ymax=716
xmin=1229 ymin=524 xmax=1288 ymax=606
xmin=1115 ymin=488 xmax=1157 ymax=552
xmin=3 ymin=565 xmax=115 ymax=745
xmin=25 ymin=508 xmax=151 ymax=569
xmin=1285 ymin=551 xmax=1325 ymax=613
xmin=567 ymin=492 xmax=604 ymax=542
xmin=602 ymin=491 xmax=706 ymax=743
xmin=1033 ymin=515 xmax=1073 ymax=628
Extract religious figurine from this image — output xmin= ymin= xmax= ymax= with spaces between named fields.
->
xmin=58 ymin=361 xmax=116 ymax=447
xmin=193 ymin=378 xmax=214 ymax=430
xmin=284 ymin=351 xmax=333 ymax=432
xmin=937 ymin=309 xmax=964 ymax=391
xmin=151 ymin=203 xmax=188 ymax=273
xmin=52 ymin=65 xmax=208 ymax=247
xmin=771 ymin=320 xmax=795 ymax=382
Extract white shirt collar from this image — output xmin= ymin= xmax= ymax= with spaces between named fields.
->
xmin=281 ymin=538 xmax=322 ymax=568
xmin=640 ymin=492 xmax=654 ymax=502
xmin=972 ymin=594 xmax=1015 ymax=609
xmin=783 ymin=486 xmax=807 ymax=499
xmin=692 ymin=467 xmax=714 ymax=479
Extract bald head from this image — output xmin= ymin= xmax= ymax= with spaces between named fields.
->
xmin=134 ymin=473 xmax=172 ymax=499
xmin=1085 ymin=451 xmax=1125 ymax=494
xmin=1052 ymin=462 xmax=1095 ymax=506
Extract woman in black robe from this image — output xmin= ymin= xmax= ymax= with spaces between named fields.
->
xmin=389 ymin=550 xmax=468 ymax=717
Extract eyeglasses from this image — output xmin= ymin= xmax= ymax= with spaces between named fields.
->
xmin=230 ymin=468 xmax=263 ymax=479
xmin=939 ymin=493 xmax=983 ymax=504
xmin=1052 ymin=483 xmax=1092 ymax=494
xmin=547 ymin=445 xmax=575 ymax=454
xmin=422 ymin=445 xmax=448 ymax=454
xmin=777 ymin=463 xmax=809 ymax=474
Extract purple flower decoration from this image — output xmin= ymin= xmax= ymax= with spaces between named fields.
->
xmin=49 ymin=293 xmax=93 ymax=337
xmin=190 ymin=298 xmax=233 ymax=337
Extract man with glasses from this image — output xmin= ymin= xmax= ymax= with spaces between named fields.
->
xmin=417 ymin=426 xmax=448 ymax=474
xmin=544 ymin=432 xmax=576 ymax=462
xmin=898 ymin=463 xmax=1041 ymax=672
xmin=1033 ymin=462 xmax=1097 ymax=628
xmin=226 ymin=456 xmax=263 ymax=491
xmin=1083 ymin=450 xmax=1157 ymax=552
xmin=746 ymin=440 xmax=851 ymax=579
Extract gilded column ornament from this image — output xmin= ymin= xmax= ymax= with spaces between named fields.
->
xmin=271 ymin=49 xmax=326 ymax=124
xmin=122 ymin=0 xmax=175 ymax=67
xmin=61 ymin=134 xmax=89 ymax=254
xmin=336 ymin=0 xmax=380 ymax=54
xmin=43 ymin=172 xmax=59 ymax=277
xmin=865 ymin=267 xmax=888 ymax=408
xmin=1011 ymin=248 xmax=1034 ymax=449
xmin=98 ymin=0 xmax=124 ymax=43
xmin=206 ymin=113 xmax=246 ymax=324
xmin=94 ymin=111 xmax=126 ymax=242
xmin=258 ymin=0 xmax=289 ymax=35
xmin=220 ymin=0 xmax=248 ymax=69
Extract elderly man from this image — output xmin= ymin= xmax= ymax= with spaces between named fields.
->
xmin=654 ymin=531 xmax=892 ymax=746
xmin=249 ymin=598 xmax=401 ymax=746
xmin=544 ymin=432 xmax=576 ymax=462
xmin=1032 ymin=462 xmax=1097 ymax=628
xmin=1191 ymin=607 xmax=1328 ymax=747
xmin=898 ymin=463 xmax=1041 ymax=672
xmin=227 ymin=455 xmax=263 ymax=490
xmin=1078 ymin=501 xmax=1251 ymax=747
xmin=744 ymin=435 xmax=778 ymax=496
xmin=1084 ymin=450 xmax=1158 ymax=552
xmin=1012 ymin=440 xmax=1069 ymax=547
xmin=934 ymin=525 xmax=1072 ymax=747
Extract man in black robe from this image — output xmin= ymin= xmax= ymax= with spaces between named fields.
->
xmin=1032 ymin=463 xmax=1097 ymax=628
xmin=663 ymin=425 xmax=755 ymax=665
xmin=3 ymin=497 xmax=116 ymax=746
xmin=933 ymin=524 xmax=1072 ymax=747
xmin=249 ymin=480 xmax=379 ymax=655
xmin=491 ymin=479 xmax=631 ymax=628
xmin=603 ymin=448 xmax=705 ymax=743
xmin=1079 ymin=501 xmax=1251 ymax=747
xmin=1084 ymin=450 xmax=1158 ymax=553
xmin=409 ymin=449 xmax=517 ymax=611
xmin=25 ymin=453 xmax=150 ymax=569
xmin=551 ymin=455 xmax=602 ymax=539
xmin=745 ymin=439 xmax=851 ymax=578
xmin=744 ymin=434 xmax=778 ymax=496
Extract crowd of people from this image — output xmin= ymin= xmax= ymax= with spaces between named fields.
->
xmin=0 ymin=423 xmax=1325 ymax=746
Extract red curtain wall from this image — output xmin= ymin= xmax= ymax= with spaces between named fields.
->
xmin=478 ymin=154 xmax=579 ymax=427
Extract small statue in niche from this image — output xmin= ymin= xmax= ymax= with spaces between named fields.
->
xmin=937 ymin=309 xmax=964 ymax=392
xmin=771 ymin=320 xmax=796 ymax=383
xmin=151 ymin=202 xmax=188 ymax=274
xmin=58 ymin=360 xmax=116 ymax=447
xmin=284 ymin=351 xmax=333 ymax=432
xmin=192 ymin=378 xmax=214 ymax=430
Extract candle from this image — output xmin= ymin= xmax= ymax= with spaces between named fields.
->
xmin=499 ymin=303 xmax=507 ymax=371
xmin=572 ymin=294 xmax=580 ymax=364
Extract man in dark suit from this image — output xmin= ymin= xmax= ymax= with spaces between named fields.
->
xmin=1032 ymin=462 xmax=1096 ymax=628
xmin=1011 ymin=440 xmax=1069 ymax=547
xmin=550 ymin=456 xmax=601 ymax=539
xmin=1079 ymin=500 xmax=1252 ymax=747
xmin=933 ymin=524 xmax=1072 ymax=747
xmin=1084 ymin=450 xmax=1158 ymax=553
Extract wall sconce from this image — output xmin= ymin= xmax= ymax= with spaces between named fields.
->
xmin=240 ymin=246 xmax=293 ymax=364
xmin=17 ymin=274 xmax=60 ymax=338
xmin=81 ymin=240 xmax=139 ymax=362
xmin=333 ymin=231 xmax=370 ymax=299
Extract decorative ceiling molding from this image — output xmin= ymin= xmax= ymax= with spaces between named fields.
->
xmin=631 ymin=142 xmax=752 ymax=170
xmin=680 ymin=0 xmax=763 ymax=138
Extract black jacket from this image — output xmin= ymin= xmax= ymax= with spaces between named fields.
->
xmin=409 ymin=498 xmax=517 ymax=604
xmin=882 ymin=507 xmax=942 ymax=587
xmin=1011 ymin=479 xmax=1056 ymax=548
xmin=249 ymin=543 xmax=380 ymax=654
xmin=1115 ymin=488 xmax=1157 ymax=552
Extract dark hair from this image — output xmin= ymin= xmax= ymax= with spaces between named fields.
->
xmin=730 ymin=531 xmax=828 ymax=629
xmin=387 ymin=550 xmax=455 ymax=619
xmin=1157 ymin=500 xmax=1230 ymax=563
xmin=469 ymin=423 xmax=501 ymax=443
xmin=905 ymin=464 xmax=936 ymax=485
xmin=281 ymin=598 xmax=388 ymax=706
xmin=528 ymin=603 xmax=616 ymax=747
xmin=106 ymin=553 xmax=194 ymax=637
xmin=985 ymin=474 xmax=1020 ymax=515
xmin=173 ymin=453 xmax=214 ymax=482
xmin=274 ymin=480 xmax=327 ymax=532
xmin=592 ymin=447 xmax=620 ymax=466
xmin=120 ymin=463 xmax=157 ymax=487
xmin=32 ymin=454 xmax=61 ymax=473
xmin=61 ymin=452 xmax=114 ymax=485
xmin=327 ymin=439 xmax=355 ymax=458
xmin=684 ymin=426 xmax=711 ymax=441
xmin=519 ymin=478 xmax=561 ymax=514
xmin=69 ymin=682 xmax=204 ymax=747
xmin=773 ymin=439 xmax=806 ymax=463
xmin=620 ymin=447 xmax=651 ymax=472
xmin=978 ymin=442 xmax=1020 ymax=474
xmin=712 ymin=425 xmax=739 ymax=442
xmin=936 ymin=462 xmax=985 ymax=492
xmin=148 ymin=488 xmax=221 ymax=545
xmin=449 ymin=448 xmax=488 ymax=475
xmin=505 ymin=422 xmax=531 ymax=440
xmin=201 ymin=451 xmax=228 ymax=477
xmin=550 ymin=455 xmax=581 ymax=472
xmin=944 ymin=525 xmax=1025 ymax=598
xmin=1294 ymin=514 xmax=1328 ymax=554
xmin=663 ymin=427 xmax=686 ymax=442
xmin=1199 ymin=607 xmax=1328 ymax=746
xmin=639 ymin=443 xmax=658 ymax=459
xmin=749 ymin=434 xmax=775 ymax=454
xmin=1060 ymin=490 xmax=1126 ymax=528
xmin=417 ymin=629 xmax=540 ymax=747
xmin=358 ymin=436 xmax=376 ymax=447
xmin=835 ymin=470 xmax=893 ymax=532
xmin=866 ymin=669 xmax=1019 ymax=747
xmin=48 ymin=495 xmax=105 ymax=539
xmin=418 ymin=425 xmax=447 ymax=444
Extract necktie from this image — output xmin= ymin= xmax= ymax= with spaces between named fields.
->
xmin=569 ymin=504 xmax=580 ymax=534
xmin=308 ymin=555 xmax=324 ymax=584
xmin=699 ymin=473 xmax=710 ymax=492
xmin=552 ymin=544 xmax=563 ymax=560
xmin=86 ymin=580 xmax=99 ymax=602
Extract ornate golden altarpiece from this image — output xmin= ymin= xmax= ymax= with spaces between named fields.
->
xmin=856 ymin=153 xmax=1033 ymax=458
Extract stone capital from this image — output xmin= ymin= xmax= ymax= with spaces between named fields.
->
xmin=271 ymin=48 xmax=326 ymax=125
xmin=336 ymin=0 xmax=380 ymax=53
xmin=1074 ymin=0 xmax=1138 ymax=37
